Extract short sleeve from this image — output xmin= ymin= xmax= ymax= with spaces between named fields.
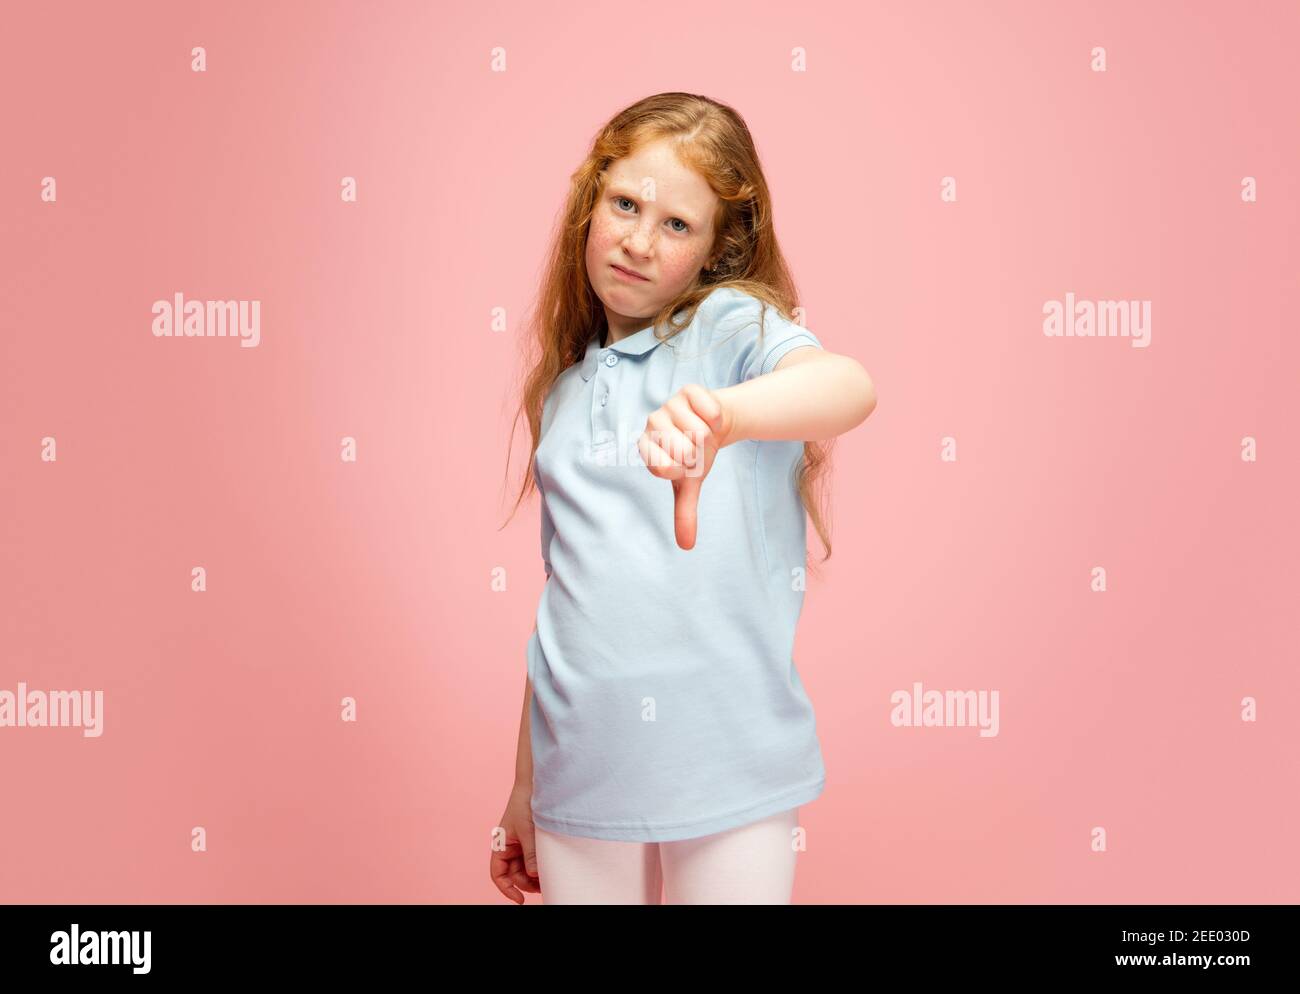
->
xmin=700 ymin=288 xmax=824 ymax=387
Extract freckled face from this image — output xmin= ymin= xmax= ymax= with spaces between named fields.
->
xmin=584 ymin=137 xmax=720 ymax=342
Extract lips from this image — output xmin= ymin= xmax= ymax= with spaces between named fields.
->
xmin=611 ymin=263 xmax=649 ymax=281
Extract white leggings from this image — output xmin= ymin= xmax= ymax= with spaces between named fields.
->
xmin=534 ymin=807 xmax=800 ymax=904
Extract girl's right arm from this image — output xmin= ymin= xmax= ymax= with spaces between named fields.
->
xmin=514 ymin=672 xmax=534 ymax=790
xmin=488 ymin=650 xmax=542 ymax=903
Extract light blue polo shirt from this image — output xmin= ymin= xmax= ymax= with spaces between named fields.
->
xmin=526 ymin=286 xmax=827 ymax=842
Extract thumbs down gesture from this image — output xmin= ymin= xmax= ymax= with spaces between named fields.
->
xmin=636 ymin=384 xmax=735 ymax=551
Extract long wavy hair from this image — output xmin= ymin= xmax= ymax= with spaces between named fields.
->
xmin=500 ymin=92 xmax=834 ymax=574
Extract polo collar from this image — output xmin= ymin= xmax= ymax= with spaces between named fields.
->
xmin=579 ymin=322 xmax=667 ymax=381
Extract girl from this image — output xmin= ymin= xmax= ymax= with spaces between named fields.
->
xmin=490 ymin=92 xmax=876 ymax=904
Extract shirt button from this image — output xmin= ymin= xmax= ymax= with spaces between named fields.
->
xmin=604 ymin=353 xmax=619 ymax=366
xmin=600 ymin=394 xmax=608 ymax=407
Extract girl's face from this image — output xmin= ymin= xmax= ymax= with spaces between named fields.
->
xmin=584 ymin=137 xmax=721 ymax=342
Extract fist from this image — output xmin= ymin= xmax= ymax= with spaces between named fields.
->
xmin=636 ymin=384 xmax=731 ymax=551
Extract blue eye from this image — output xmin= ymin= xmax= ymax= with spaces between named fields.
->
xmin=613 ymin=196 xmax=689 ymax=233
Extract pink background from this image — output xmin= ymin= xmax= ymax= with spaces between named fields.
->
xmin=2 ymin=0 xmax=1297 ymax=903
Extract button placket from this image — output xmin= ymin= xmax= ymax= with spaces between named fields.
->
xmin=591 ymin=349 xmax=619 ymax=456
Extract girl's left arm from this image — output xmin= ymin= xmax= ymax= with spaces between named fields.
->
xmin=713 ymin=348 xmax=877 ymax=446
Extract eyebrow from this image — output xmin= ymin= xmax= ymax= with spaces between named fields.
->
xmin=607 ymin=184 xmax=701 ymax=227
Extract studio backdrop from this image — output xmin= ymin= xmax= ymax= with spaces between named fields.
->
xmin=1 ymin=0 xmax=1296 ymax=903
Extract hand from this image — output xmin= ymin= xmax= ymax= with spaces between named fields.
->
xmin=636 ymin=383 xmax=733 ymax=551
xmin=489 ymin=784 xmax=542 ymax=904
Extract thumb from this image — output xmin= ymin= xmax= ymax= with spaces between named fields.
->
xmin=673 ymin=474 xmax=703 ymax=551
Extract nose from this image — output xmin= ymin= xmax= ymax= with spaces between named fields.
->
xmin=621 ymin=219 xmax=656 ymax=257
